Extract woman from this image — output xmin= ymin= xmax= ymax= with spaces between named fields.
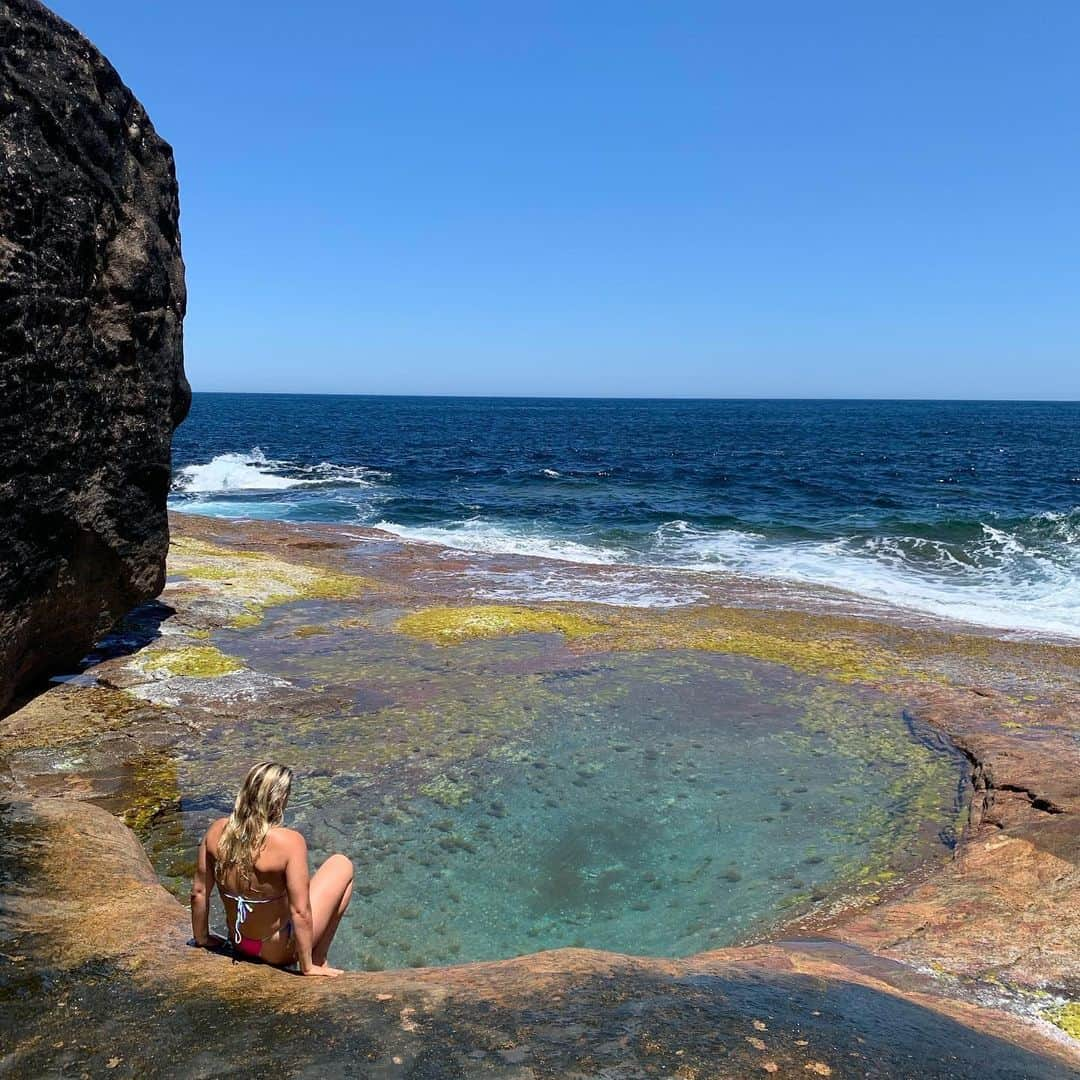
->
xmin=190 ymin=761 xmax=353 ymax=976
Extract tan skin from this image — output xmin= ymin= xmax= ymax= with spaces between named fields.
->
xmin=190 ymin=817 xmax=354 ymax=977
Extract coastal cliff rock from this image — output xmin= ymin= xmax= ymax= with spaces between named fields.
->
xmin=0 ymin=0 xmax=189 ymax=712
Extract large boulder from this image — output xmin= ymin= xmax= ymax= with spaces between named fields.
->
xmin=0 ymin=0 xmax=189 ymax=713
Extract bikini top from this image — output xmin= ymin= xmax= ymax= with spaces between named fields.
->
xmin=221 ymin=890 xmax=286 ymax=944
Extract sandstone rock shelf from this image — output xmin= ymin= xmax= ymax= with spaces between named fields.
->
xmin=1 ymin=513 xmax=1077 ymax=1077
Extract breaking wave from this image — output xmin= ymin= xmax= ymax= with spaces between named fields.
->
xmin=172 ymin=449 xmax=388 ymax=493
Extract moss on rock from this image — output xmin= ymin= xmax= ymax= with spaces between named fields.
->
xmin=138 ymin=645 xmax=244 ymax=678
xmin=1047 ymin=1002 xmax=1080 ymax=1041
xmin=168 ymin=536 xmax=370 ymax=629
xmin=396 ymin=604 xmax=608 ymax=644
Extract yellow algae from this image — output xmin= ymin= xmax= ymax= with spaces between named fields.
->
xmin=487 ymin=743 xmax=531 ymax=763
xmin=396 ymin=604 xmax=608 ymax=644
xmin=419 ymin=774 xmax=473 ymax=808
xmin=682 ymin=616 xmax=913 ymax=685
xmin=169 ymin=537 xmax=267 ymax=560
xmin=395 ymin=600 xmax=930 ymax=687
xmin=693 ymin=627 xmax=858 ymax=679
xmin=138 ymin=645 xmax=244 ymax=678
xmin=649 ymin=603 xmax=1076 ymax=690
xmin=1047 ymin=1002 xmax=1080 ymax=1040
xmin=120 ymin=753 xmax=180 ymax=836
xmin=168 ymin=535 xmax=370 ymax=628
xmin=300 ymin=572 xmax=369 ymax=600
xmin=293 ymin=624 xmax=331 ymax=638
xmin=770 ymin=685 xmax=965 ymax=897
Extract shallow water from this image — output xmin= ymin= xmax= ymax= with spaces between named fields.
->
xmin=138 ymin=603 xmax=965 ymax=969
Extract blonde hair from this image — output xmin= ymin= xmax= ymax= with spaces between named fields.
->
xmin=215 ymin=761 xmax=293 ymax=885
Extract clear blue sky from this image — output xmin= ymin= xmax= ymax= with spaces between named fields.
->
xmin=51 ymin=1 xmax=1079 ymax=398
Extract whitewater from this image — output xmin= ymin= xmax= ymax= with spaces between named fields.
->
xmin=171 ymin=445 xmax=1080 ymax=640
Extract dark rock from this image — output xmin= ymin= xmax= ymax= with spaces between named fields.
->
xmin=0 ymin=0 xmax=189 ymax=712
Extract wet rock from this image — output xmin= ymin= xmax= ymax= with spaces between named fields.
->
xmin=0 ymin=0 xmax=189 ymax=712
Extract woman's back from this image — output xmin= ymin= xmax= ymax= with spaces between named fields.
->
xmin=206 ymin=817 xmax=292 ymax=940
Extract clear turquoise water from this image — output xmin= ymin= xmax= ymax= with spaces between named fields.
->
xmin=142 ymin=607 xmax=964 ymax=968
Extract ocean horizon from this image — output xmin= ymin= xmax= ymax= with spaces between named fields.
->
xmin=185 ymin=390 xmax=1079 ymax=402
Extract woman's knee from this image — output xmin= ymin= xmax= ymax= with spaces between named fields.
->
xmin=328 ymin=852 xmax=354 ymax=879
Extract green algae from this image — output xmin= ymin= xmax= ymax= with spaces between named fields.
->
xmin=1047 ymin=1002 xmax=1080 ymax=1041
xmin=138 ymin=645 xmax=244 ymax=678
xmin=168 ymin=536 xmax=370 ymax=629
xmin=395 ymin=604 xmax=609 ymax=644
xmin=121 ymin=753 xmax=181 ymax=836
xmin=419 ymin=774 xmax=473 ymax=808
xmin=687 ymin=624 xmax=913 ymax=684
xmin=773 ymin=684 xmax=966 ymax=898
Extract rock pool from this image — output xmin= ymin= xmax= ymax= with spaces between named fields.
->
xmin=135 ymin=600 xmax=965 ymax=970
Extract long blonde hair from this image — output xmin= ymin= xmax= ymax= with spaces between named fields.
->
xmin=215 ymin=761 xmax=293 ymax=885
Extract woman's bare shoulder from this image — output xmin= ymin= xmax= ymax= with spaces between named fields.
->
xmin=268 ymin=826 xmax=307 ymax=851
xmin=204 ymin=817 xmax=229 ymax=845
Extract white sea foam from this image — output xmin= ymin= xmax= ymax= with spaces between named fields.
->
xmin=651 ymin=518 xmax=1080 ymax=639
xmin=173 ymin=449 xmax=387 ymax=494
xmin=374 ymin=514 xmax=1080 ymax=637
xmin=175 ymin=450 xmax=297 ymax=491
xmin=461 ymin=567 xmax=707 ymax=608
xmin=371 ymin=518 xmax=628 ymax=565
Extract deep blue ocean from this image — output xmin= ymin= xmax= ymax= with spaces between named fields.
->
xmin=170 ymin=395 xmax=1080 ymax=637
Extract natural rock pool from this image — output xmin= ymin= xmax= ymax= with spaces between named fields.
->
xmin=131 ymin=600 xmax=966 ymax=970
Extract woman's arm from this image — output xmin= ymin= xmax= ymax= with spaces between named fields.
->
xmin=190 ymin=833 xmax=223 ymax=948
xmin=284 ymin=831 xmax=333 ymax=975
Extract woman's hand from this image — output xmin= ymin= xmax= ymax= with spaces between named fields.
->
xmin=301 ymin=962 xmax=343 ymax=977
xmin=191 ymin=933 xmax=227 ymax=950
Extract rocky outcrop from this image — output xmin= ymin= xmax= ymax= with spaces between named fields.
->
xmin=1 ymin=795 xmax=1077 ymax=1077
xmin=1 ymin=517 xmax=1078 ymax=1075
xmin=0 ymin=0 xmax=189 ymax=712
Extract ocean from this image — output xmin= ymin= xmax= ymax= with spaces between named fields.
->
xmin=170 ymin=395 xmax=1080 ymax=638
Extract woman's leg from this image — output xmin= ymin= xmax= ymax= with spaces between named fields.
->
xmin=308 ymin=853 xmax=354 ymax=965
